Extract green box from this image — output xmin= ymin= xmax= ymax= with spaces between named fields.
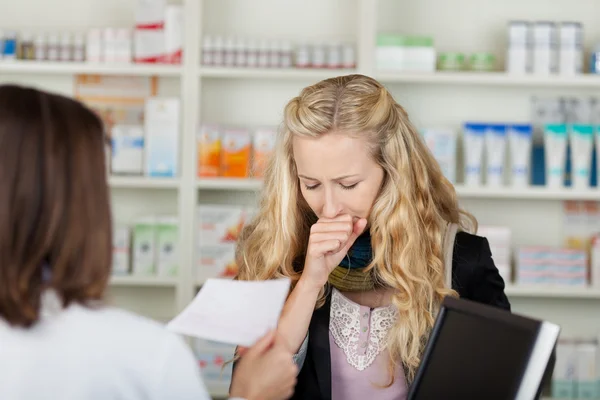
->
xmin=157 ymin=217 xmax=179 ymax=277
xmin=132 ymin=217 xmax=157 ymax=275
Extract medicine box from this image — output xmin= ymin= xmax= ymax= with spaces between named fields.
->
xmin=112 ymin=226 xmax=131 ymax=275
xmin=132 ymin=217 xmax=157 ymax=275
xmin=197 ymin=244 xmax=238 ymax=281
xmin=145 ymin=97 xmax=180 ymax=177
xmin=157 ymin=217 xmax=179 ymax=277
xmin=552 ymin=340 xmax=577 ymax=399
xmin=220 ymin=128 xmax=251 ymax=178
xmin=111 ymin=124 xmax=144 ymax=175
xmin=197 ymin=124 xmax=221 ymax=177
xmin=252 ymin=127 xmax=277 ymax=178
xmin=197 ymin=205 xmax=247 ymax=246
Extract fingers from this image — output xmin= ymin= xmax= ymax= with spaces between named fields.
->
xmin=308 ymin=240 xmax=344 ymax=257
xmin=308 ymin=231 xmax=350 ymax=245
xmin=309 ymin=221 xmax=353 ymax=235
xmin=341 ymin=218 xmax=368 ymax=253
xmin=245 ymin=329 xmax=276 ymax=358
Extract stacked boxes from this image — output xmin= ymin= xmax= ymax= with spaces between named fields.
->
xmin=553 ymin=339 xmax=600 ymax=399
xmin=516 ymin=246 xmax=587 ymax=286
xmin=197 ymin=124 xmax=277 ymax=178
xmin=114 ymin=216 xmax=179 ymax=277
xmin=196 ymin=205 xmax=256 ymax=280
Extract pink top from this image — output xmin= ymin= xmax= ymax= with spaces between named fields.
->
xmin=328 ymin=288 xmax=408 ymax=400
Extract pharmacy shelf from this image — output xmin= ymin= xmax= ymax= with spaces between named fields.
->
xmin=197 ymin=178 xmax=263 ymax=190
xmin=455 ymin=185 xmax=600 ymax=200
xmin=109 ymin=176 xmax=180 ymax=189
xmin=109 ymin=275 xmax=179 ymax=287
xmin=196 ymin=179 xmax=600 ymax=200
xmin=0 ymin=61 xmax=182 ymax=76
xmin=199 ymin=66 xmax=357 ymax=80
xmin=376 ymin=71 xmax=600 ymax=88
xmin=505 ymin=285 xmax=600 ymax=299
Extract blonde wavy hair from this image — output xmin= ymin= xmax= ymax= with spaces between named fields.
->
xmin=236 ymin=74 xmax=476 ymax=383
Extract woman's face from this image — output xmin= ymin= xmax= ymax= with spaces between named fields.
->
xmin=293 ymin=131 xmax=385 ymax=221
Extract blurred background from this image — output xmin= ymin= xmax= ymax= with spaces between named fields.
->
xmin=1 ymin=0 xmax=600 ymax=398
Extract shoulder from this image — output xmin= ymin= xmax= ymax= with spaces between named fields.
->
xmin=68 ymin=305 xmax=197 ymax=365
xmin=451 ymin=231 xmax=511 ymax=311
xmin=71 ymin=306 xmax=206 ymax=398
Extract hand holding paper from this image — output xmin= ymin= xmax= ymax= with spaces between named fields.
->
xmin=166 ymin=278 xmax=291 ymax=347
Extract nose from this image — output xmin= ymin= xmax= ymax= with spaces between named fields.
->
xmin=322 ymin=188 xmax=341 ymax=219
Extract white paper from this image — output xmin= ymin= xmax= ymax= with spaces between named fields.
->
xmin=166 ymin=278 xmax=291 ymax=347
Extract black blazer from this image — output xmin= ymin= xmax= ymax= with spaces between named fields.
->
xmin=290 ymin=232 xmax=517 ymax=400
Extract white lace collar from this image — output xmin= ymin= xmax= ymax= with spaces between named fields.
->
xmin=329 ymin=288 xmax=398 ymax=371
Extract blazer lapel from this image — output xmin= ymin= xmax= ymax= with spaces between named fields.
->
xmin=308 ymin=292 xmax=332 ymax=400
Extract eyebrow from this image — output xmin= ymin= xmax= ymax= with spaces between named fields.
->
xmin=298 ymin=174 xmax=359 ymax=181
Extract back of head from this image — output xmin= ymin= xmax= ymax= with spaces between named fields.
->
xmin=0 ymin=85 xmax=112 ymax=328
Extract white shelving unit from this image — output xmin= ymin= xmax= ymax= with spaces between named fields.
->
xmin=4 ymin=0 xmax=600 ymax=397
xmin=0 ymin=60 xmax=182 ymax=76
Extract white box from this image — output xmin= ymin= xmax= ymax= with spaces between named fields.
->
xmin=144 ymin=98 xmax=180 ymax=177
xmin=197 ymin=244 xmax=237 ymax=280
xmin=552 ymin=340 xmax=577 ymax=399
xmin=111 ymin=124 xmax=144 ymax=175
xmin=197 ymin=205 xmax=246 ymax=245
xmin=532 ymin=22 xmax=558 ymax=74
xmin=112 ymin=226 xmax=131 ymax=275
xmin=163 ymin=5 xmax=182 ymax=64
xmin=576 ymin=342 xmax=599 ymax=398
xmin=103 ymin=28 xmax=118 ymax=63
xmin=135 ymin=0 xmax=166 ymax=29
xmin=132 ymin=217 xmax=157 ymax=275
xmin=134 ymin=29 xmax=165 ymax=63
xmin=86 ymin=28 xmax=103 ymax=63
xmin=115 ymin=28 xmax=132 ymax=63
xmin=157 ymin=216 xmax=179 ymax=277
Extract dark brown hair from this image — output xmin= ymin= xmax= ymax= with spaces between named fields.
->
xmin=0 ymin=84 xmax=112 ymax=327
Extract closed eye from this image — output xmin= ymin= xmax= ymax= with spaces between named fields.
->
xmin=304 ymin=183 xmax=320 ymax=190
xmin=340 ymin=183 xmax=358 ymax=190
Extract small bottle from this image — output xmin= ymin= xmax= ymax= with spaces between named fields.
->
xmin=234 ymin=37 xmax=247 ymax=67
xmin=212 ymin=36 xmax=224 ymax=66
xmin=3 ymin=31 xmax=18 ymax=60
xmin=258 ymin=39 xmax=269 ymax=68
xmin=295 ymin=43 xmax=311 ymax=68
xmin=59 ymin=32 xmax=73 ymax=62
xmin=18 ymin=32 xmax=34 ymax=60
xmin=201 ymin=35 xmax=214 ymax=66
xmin=46 ymin=34 xmax=60 ymax=61
xmin=280 ymin=41 xmax=293 ymax=68
xmin=268 ymin=40 xmax=281 ymax=68
xmin=246 ymin=39 xmax=259 ymax=67
xmin=224 ymin=36 xmax=235 ymax=66
xmin=311 ymin=43 xmax=326 ymax=68
xmin=342 ymin=43 xmax=356 ymax=69
xmin=73 ymin=33 xmax=86 ymax=62
xmin=326 ymin=42 xmax=342 ymax=69
xmin=34 ymin=34 xmax=47 ymax=61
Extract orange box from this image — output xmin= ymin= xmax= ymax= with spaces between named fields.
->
xmin=220 ymin=128 xmax=251 ymax=178
xmin=252 ymin=127 xmax=277 ymax=177
xmin=197 ymin=124 xmax=221 ymax=177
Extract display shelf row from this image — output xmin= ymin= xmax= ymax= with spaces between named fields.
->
xmin=5 ymin=61 xmax=600 ymax=89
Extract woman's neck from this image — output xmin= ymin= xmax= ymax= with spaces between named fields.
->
xmin=339 ymin=286 xmax=395 ymax=309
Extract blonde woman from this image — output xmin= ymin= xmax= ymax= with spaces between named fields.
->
xmin=235 ymin=75 xmax=511 ymax=399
